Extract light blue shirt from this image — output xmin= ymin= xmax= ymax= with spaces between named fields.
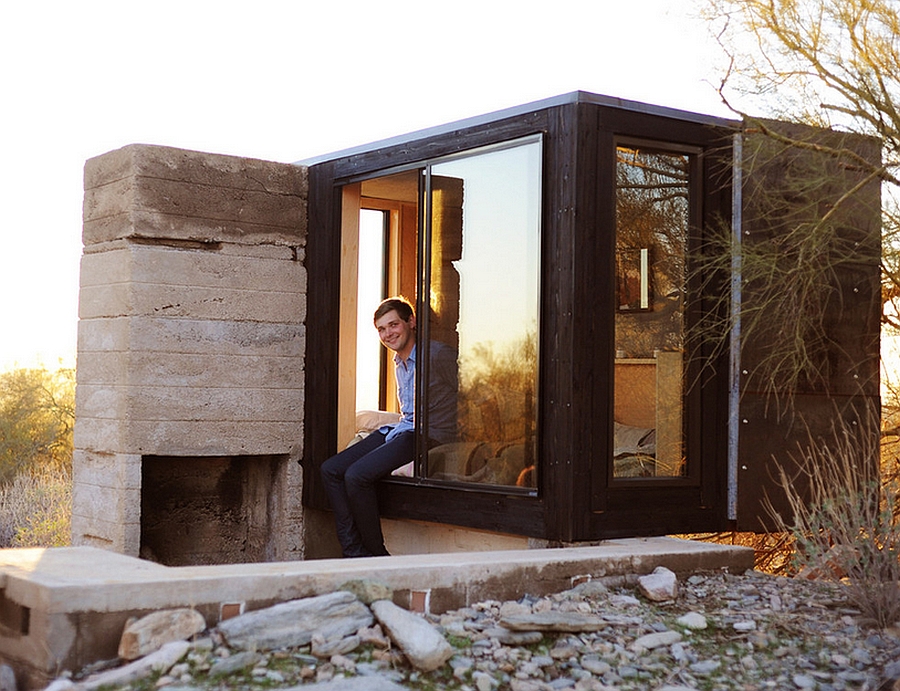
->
xmin=384 ymin=347 xmax=416 ymax=441
xmin=381 ymin=342 xmax=458 ymax=445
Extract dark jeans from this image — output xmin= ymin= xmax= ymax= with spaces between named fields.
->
xmin=320 ymin=430 xmax=415 ymax=557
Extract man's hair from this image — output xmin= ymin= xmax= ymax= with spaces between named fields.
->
xmin=374 ymin=296 xmax=415 ymax=324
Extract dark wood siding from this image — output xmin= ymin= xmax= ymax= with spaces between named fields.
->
xmin=736 ymin=123 xmax=881 ymax=531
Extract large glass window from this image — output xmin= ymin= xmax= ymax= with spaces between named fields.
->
xmin=341 ymin=138 xmax=542 ymax=491
xmin=422 ymin=140 xmax=541 ymax=489
xmin=613 ymin=144 xmax=688 ymax=479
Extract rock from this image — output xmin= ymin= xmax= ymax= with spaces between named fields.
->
xmin=499 ymin=600 xmax=532 ymax=618
xmin=483 ymin=626 xmax=544 ymax=646
xmin=885 ymin=659 xmax=900 ymax=680
xmin=338 ymin=579 xmax=393 ymax=605
xmin=609 ymin=594 xmax=641 ymax=607
xmin=217 ymin=591 xmax=373 ymax=650
xmin=473 ymin=671 xmax=493 ymax=691
xmin=208 ymin=651 xmax=261 ymax=678
xmin=550 ymin=641 xmax=580 ymax=659
xmin=330 ymin=654 xmax=356 ymax=673
xmin=566 ymin=580 xmax=609 ymax=599
xmin=0 ymin=664 xmax=15 ymax=691
xmin=851 ymin=647 xmax=873 ymax=665
xmin=293 ymin=676 xmax=411 ymax=690
xmin=499 ymin=611 xmax=606 ymax=632
xmin=632 ymin=630 xmax=682 ymax=652
xmin=357 ymin=624 xmax=391 ymax=649
xmin=310 ymin=633 xmax=361 ymax=658
xmin=77 ymin=640 xmax=190 ymax=690
xmin=690 ymin=659 xmax=721 ymax=674
xmin=42 ymin=681 xmax=73 ymax=691
xmin=638 ymin=566 xmax=678 ymax=602
xmin=118 ymin=608 xmax=206 ymax=660
xmin=676 ymin=611 xmax=707 ymax=630
xmin=371 ymin=600 xmax=453 ymax=672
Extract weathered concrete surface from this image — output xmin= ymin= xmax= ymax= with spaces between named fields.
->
xmin=82 ymin=144 xmax=307 ymax=247
xmin=73 ymin=144 xmax=307 ymax=560
xmin=0 ymin=538 xmax=753 ymax=689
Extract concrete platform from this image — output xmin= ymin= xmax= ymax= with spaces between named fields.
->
xmin=0 ymin=537 xmax=754 ymax=689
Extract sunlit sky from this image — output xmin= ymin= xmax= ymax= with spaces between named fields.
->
xmin=0 ymin=0 xmax=733 ymax=372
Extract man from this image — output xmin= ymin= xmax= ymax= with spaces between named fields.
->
xmin=320 ymin=296 xmax=457 ymax=557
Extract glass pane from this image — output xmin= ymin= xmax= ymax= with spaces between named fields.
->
xmin=424 ymin=141 xmax=541 ymax=489
xmin=614 ymin=146 xmax=687 ymax=478
xmin=356 ymin=209 xmax=387 ymax=411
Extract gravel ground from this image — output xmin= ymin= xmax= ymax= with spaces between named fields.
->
xmin=68 ymin=569 xmax=900 ymax=691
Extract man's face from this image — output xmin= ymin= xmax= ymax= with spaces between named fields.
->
xmin=375 ymin=309 xmax=416 ymax=357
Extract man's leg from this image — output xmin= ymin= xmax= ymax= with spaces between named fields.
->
xmin=320 ymin=431 xmax=387 ymax=557
xmin=344 ymin=431 xmax=415 ymax=557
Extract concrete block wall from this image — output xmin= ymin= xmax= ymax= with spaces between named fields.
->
xmin=73 ymin=144 xmax=308 ymax=559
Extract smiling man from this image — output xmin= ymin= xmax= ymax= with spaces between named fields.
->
xmin=320 ymin=296 xmax=458 ymax=557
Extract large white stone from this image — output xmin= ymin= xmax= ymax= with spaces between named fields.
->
xmin=118 ymin=608 xmax=207 ymax=660
xmin=638 ymin=565 xmax=679 ymax=602
xmin=217 ymin=592 xmax=372 ymax=650
xmin=371 ymin=600 xmax=453 ymax=672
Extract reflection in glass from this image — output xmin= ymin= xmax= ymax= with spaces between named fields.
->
xmin=613 ymin=146 xmax=687 ymax=478
xmin=423 ymin=141 xmax=541 ymax=489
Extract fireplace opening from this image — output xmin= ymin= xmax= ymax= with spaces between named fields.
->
xmin=141 ymin=454 xmax=287 ymax=566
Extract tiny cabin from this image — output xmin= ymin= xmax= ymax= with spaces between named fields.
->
xmin=73 ymin=91 xmax=880 ymax=563
xmin=301 ymin=91 xmax=881 ymax=546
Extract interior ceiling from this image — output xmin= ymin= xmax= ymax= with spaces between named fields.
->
xmin=361 ymin=169 xmax=420 ymax=204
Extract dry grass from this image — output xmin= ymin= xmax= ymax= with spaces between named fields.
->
xmin=0 ymin=467 xmax=71 ymax=548
xmin=683 ymin=530 xmax=796 ymax=576
xmin=764 ymin=410 xmax=900 ymax=628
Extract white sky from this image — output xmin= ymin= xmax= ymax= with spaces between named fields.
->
xmin=0 ymin=0 xmax=731 ymax=372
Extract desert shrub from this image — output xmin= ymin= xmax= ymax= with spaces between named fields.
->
xmin=765 ymin=411 xmax=900 ymax=628
xmin=0 ymin=366 xmax=75 ymax=484
xmin=0 ymin=467 xmax=71 ymax=548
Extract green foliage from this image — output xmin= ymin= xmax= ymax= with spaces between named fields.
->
xmin=0 ymin=366 xmax=75 ymax=484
